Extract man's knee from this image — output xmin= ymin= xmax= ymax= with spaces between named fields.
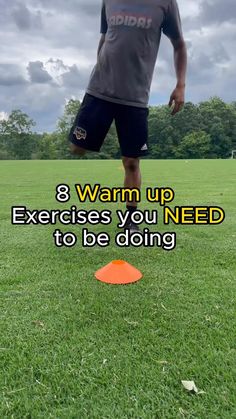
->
xmin=70 ymin=143 xmax=86 ymax=156
xmin=122 ymin=157 xmax=140 ymax=173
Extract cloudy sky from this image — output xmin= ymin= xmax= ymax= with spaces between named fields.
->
xmin=0 ymin=0 xmax=235 ymax=132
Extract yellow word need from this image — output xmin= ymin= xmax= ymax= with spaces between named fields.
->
xmin=164 ymin=206 xmax=225 ymax=225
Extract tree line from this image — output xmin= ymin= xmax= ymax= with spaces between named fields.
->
xmin=0 ymin=97 xmax=235 ymax=160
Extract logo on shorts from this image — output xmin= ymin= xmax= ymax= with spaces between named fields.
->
xmin=73 ymin=126 xmax=87 ymax=141
xmin=141 ymin=143 xmax=148 ymax=151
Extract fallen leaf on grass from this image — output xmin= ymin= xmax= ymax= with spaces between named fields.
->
xmin=181 ymin=380 xmax=205 ymax=395
xmin=124 ymin=319 xmax=138 ymax=326
xmin=32 ymin=320 xmax=45 ymax=328
xmin=181 ymin=380 xmax=198 ymax=393
xmin=157 ymin=360 xmax=168 ymax=365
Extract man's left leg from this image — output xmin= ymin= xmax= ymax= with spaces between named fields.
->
xmin=122 ymin=157 xmax=141 ymax=193
xmin=122 ymin=156 xmax=140 ymax=220
xmin=115 ymin=104 xmax=149 ymax=231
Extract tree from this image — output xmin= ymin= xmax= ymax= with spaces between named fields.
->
xmin=0 ymin=110 xmax=36 ymax=159
xmin=57 ymin=99 xmax=81 ymax=135
xmin=1 ymin=98 xmax=235 ymax=160
xmin=199 ymin=97 xmax=235 ymax=157
xmin=175 ymin=131 xmax=211 ymax=159
xmin=208 ymin=117 xmax=232 ymax=158
xmin=56 ymin=99 xmax=81 ymax=159
xmin=36 ymin=133 xmax=58 ymax=160
xmin=100 ymin=122 xmax=120 ymax=159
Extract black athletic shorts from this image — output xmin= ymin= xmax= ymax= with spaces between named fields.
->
xmin=68 ymin=93 xmax=149 ymax=158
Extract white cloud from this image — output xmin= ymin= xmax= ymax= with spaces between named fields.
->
xmin=0 ymin=111 xmax=9 ymax=121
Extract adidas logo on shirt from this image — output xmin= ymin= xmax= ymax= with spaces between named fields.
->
xmin=141 ymin=144 xmax=148 ymax=151
xmin=109 ymin=15 xmax=152 ymax=29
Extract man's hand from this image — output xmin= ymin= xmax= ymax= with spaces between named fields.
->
xmin=168 ymin=85 xmax=185 ymax=116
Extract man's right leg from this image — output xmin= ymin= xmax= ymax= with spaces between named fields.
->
xmin=70 ymin=143 xmax=86 ymax=156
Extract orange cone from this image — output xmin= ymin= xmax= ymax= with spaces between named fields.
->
xmin=95 ymin=260 xmax=142 ymax=285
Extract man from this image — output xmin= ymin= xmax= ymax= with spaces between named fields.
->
xmin=69 ymin=0 xmax=187 ymax=232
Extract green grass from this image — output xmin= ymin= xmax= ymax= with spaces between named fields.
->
xmin=0 ymin=160 xmax=235 ymax=419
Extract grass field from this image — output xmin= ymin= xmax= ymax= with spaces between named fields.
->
xmin=0 ymin=159 xmax=235 ymax=418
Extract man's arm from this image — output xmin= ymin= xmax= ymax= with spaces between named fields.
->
xmin=97 ymin=34 xmax=106 ymax=59
xmin=168 ymin=37 xmax=187 ymax=115
xmin=97 ymin=0 xmax=107 ymax=59
xmin=162 ymin=0 xmax=187 ymax=115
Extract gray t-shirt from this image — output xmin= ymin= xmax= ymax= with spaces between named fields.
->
xmin=86 ymin=0 xmax=182 ymax=108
